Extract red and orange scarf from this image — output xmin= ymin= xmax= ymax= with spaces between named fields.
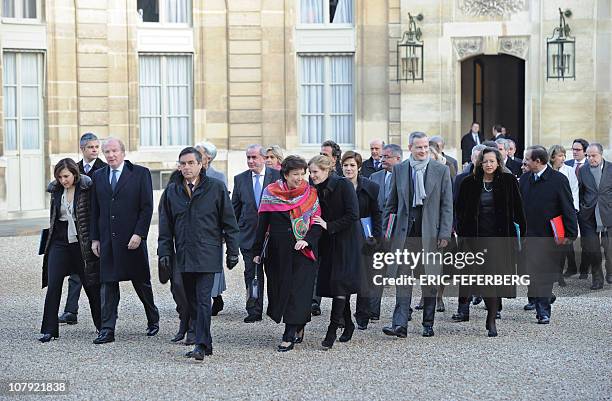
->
xmin=259 ymin=180 xmax=320 ymax=260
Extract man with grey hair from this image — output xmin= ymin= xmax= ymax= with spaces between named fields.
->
xmin=507 ymin=139 xmax=522 ymax=163
xmin=496 ymin=138 xmax=522 ymax=177
xmin=430 ymin=136 xmax=458 ymax=174
xmin=361 ymin=139 xmax=386 ymax=178
xmin=195 ymin=141 xmax=227 ymax=186
xmin=58 ymin=132 xmax=107 ymax=326
xmin=232 ymin=144 xmax=281 ymax=322
xmin=360 ymin=143 xmax=402 ymax=328
xmin=578 ymin=143 xmax=612 ymax=289
xmin=382 ymin=131 xmax=453 ymax=338
xmin=90 ymin=137 xmax=159 ymax=344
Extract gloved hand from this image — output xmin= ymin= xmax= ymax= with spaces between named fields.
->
xmin=158 ymin=256 xmax=172 ymax=284
xmin=363 ymin=236 xmax=379 ymax=254
xmin=226 ymin=254 xmax=240 ymax=270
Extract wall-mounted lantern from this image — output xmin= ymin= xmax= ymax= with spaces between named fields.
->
xmin=396 ymin=13 xmax=424 ymax=82
xmin=546 ymin=8 xmax=575 ymax=80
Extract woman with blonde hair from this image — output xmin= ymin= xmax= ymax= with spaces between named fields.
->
xmin=265 ymin=145 xmax=284 ymax=171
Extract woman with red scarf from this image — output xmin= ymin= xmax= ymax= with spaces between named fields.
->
xmin=253 ymin=155 xmax=322 ymax=352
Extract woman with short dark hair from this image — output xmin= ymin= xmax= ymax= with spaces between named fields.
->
xmin=253 ymin=155 xmax=322 ymax=352
xmin=340 ymin=151 xmax=382 ymax=332
xmin=39 ymin=158 xmax=101 ymax=342
xmin=455 ymin=148 xmax=526 ymax=337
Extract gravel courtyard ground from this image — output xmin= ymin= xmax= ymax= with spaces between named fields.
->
xmin=1 ymin=227 xmax=611 ymax=401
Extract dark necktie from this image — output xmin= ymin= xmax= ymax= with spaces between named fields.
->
xmin=188 ymin=183 xmax=194 ymax=194
xmin=575 ymin=161 xmax=582 ymax=178
xmin=111 ymin=170 xmax=118 ymax=191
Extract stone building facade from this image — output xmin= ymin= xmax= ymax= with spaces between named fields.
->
xmin=0 ymin=0 xmax=610 ymax=217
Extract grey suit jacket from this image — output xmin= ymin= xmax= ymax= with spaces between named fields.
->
xmin=579 ymin=160 xmax=612 ymax=228
xmin=207 ymin=165 xmax=227 ymax=187
xmin=369 ymin=169 xmax=390 ymax=211
xmin=383 ymin=159 xmax=453 ymax=275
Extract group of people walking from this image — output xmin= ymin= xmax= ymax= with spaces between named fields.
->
xmin=38 ymin=128 xmax=610 ymax=359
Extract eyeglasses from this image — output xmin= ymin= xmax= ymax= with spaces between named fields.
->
xmin=571 ymin=148 xmax=583 ymax=151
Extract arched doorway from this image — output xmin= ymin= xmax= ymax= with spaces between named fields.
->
xmin=460 ymin=54 xmax=525 ymax=157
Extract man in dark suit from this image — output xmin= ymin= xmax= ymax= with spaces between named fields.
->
xmin=491 ymin=124 xmax=506 ymax=140
xmin=360 ymin=139 xmax=385 ymax=178
xmin=320 ymin=140 xmax=343 ymax=176
xmin=564 ymin=138 xmax=590 ymax=278
xmin=519 ymin=146 xmax=577 ymax=324
xmin=158 ymin=147 xmax=240 ymax=359
xmin=578 ymin=143 xmax=612 ymax=289
xmin=59 ymin=132 xmax=107 ymax=326
xmin=507 ymin=139 xmax=522 ymax=163
xmin=90 ymin=138 xmax=159 ymax=344
xmin=232 ymin=144 xmax=281 ymax=322
xmin=430 ymin=136 xmax=458 ymax=174
xmin=368 ymin=143 xmax=403 ymax=321
xmin=460 ymin=122 xmax=484 ymax=165
xmin=496 ymin=138 xmax=522 ymax=177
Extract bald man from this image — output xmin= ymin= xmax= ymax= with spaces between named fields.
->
xmin=361 ymin=139 xmax=385 ymax=178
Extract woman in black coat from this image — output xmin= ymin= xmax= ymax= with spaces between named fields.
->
xmin=40 ymin=158 xmax=101 ymax=342
xmin=252 ymin=156 xmax=322 ymax=352
xmin=340 ymin=151 xmax=382 ymax=332
xmin=308 ymin=155 xmax=361 ymax=349
xmin=455 ymin=148 xmax=526 ymax=337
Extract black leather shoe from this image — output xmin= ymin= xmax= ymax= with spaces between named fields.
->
xmin=38 ymin=333 xmax=58 ymax=343
xmin=184 ymin=337 xmax=195 ymax=346
xmin=356 ymin=320 xmax=368 ymax=330
xmin=170 ymin=332 xmax=185 ymax=343
xmin=495 ymin=312 xmax=501 ymax=319
xmin=382 ymin=326 xmax=407 ymax=338
xmin=146 ymin=324 xmax=159 ymax=336
xmin=488 ymin=327 xmax=498 ymax=337
xmin=472 ymin=296 xmax=483 ymax=306
xmin=523 ymin=302 xmax=535 ymax=311
xmin=321 ymin=324 xmax=338 ymax=350
xmin=606 ymin=275 xmax=612 ymax=284
xmin=93 ymin=330 xmax=115 ymax=344
xmin=537 ymin=316 xmax=550 ymax=324
xmin=550 ymin=294 xmax=556 ymax=304
xmin=590 ymin=282 xmax=604 ymax=290
xmin=311 ymin=303 xmax=321 ymax=316
xmin=277 ymin=342 xmax=295 ymax=352
xmin=451 ymin=312 xmax=469 ymax=322
xmin=192 ymin=346 xmax=205 ymax=361
xmin=58 ymin=312 xmax=77 ymax=325
xmin=578 ymin=273 xmax=588 ymax=279
xmin=422 ymin=326 xmax=434 ymax=337
xmin=211 ymin=295 xmax=224 ymax=316
xmin=244 ymin=315 xmax=262 ymax=323
xmin=370 ymin=315 xmax=380 ymax=321
xmin=414 ymin=299 xmax=424 ymax=310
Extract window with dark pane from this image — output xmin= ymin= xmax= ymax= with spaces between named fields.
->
xmin=137 ymin=0 xmax=159 ymax=22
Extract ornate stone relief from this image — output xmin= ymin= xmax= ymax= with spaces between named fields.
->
xmin=498 ymin=36 xmax=529 ymax=60
xmin=460 ymin=0 xmax=526 ymax=17
xmin=453 ymin=37 xmax=484 ymax=60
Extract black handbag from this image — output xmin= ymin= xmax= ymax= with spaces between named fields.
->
xmin=38 ymin=228 xmax=49 ymax=255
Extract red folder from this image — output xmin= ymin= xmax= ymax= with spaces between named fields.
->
xmin=550 ymin=215 xmax=565 ymax=245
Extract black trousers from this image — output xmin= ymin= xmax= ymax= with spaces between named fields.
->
xmin=100 ymin=279 xmax=159 ymax=332
xmin=241 ymin=248 xmax=264 ymax=317
xmin=41 ymin=240 xmax=101 ymax=337
xmin=169 ymin=264 xmax=195 ymax=339
xmin=183 ymin=272 xmax=215 ymax=349
xmin=63 ymin=274 xmax=82 ymax=314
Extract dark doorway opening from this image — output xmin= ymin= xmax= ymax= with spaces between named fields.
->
xmin=461 ymin=54 xmax=525 ymax=157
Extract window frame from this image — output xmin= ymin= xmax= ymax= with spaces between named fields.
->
xmin=298 ymin=54 xmax=354 ymax=147
xmin=1 ymin=0 xmax=42 ymax=22
xmin=297 ymin=0 xmax=354 ymax=27
xmin=137 ymin=0 xmax=192 ymax=27
xmin=138 ymin=53 xmax=194 ymax=149
xmin=2 ymin=50 xmax=44 ymax=155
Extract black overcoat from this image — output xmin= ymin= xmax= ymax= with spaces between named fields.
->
xmin=90 ymin=160 xmax=153 ymax=283
xmin=157 ymin=169 xmax=240 ymax=273
xmin=456 ymin=171 xmax=526 ymax=297
xmin=315 ymin=174 xmax=361 ymax=297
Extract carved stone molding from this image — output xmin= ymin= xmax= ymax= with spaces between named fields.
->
xmin=459 ymin=0 xmax=526 ymax=17
xmin=498 ymin=36 xmax=529 ymax=60
xmin=453 ymin=37 xmax=484 ymax=60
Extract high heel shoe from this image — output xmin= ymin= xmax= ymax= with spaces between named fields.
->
xmin=38 ymin=333 xmax=57 ymax=343
xmin=294 ymin=328 xmax=305 ymax=344
xmin=277 ymin=341 xmax=295 ymax=352
xmin=338 ymin=322 xmax=355 ymax=343
xmin=321 ymin=324 xmax=338 ymax=350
